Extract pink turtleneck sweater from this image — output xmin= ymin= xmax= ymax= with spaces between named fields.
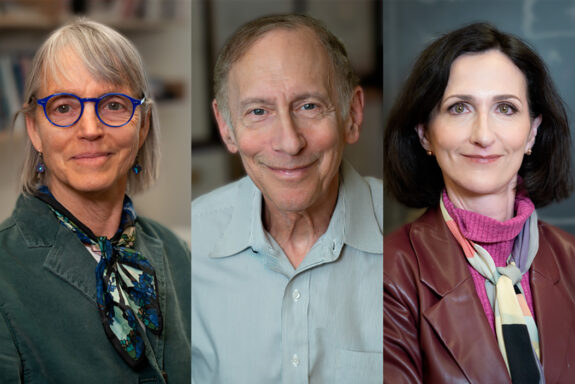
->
xmin=442 ymin=190 xmax=536 ymax=334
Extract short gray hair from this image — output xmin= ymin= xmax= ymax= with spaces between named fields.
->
xmin=213 ymin=14 xmax=359 ymax=127
xmin=17 ymin=18 xmax=159 ymax=195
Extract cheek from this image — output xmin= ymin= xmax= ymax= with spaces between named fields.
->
xmin=308 ymin=121 xmax=343 ymax=151
xmin=39 ymin=130 xmax=68 ymax=156
xmin=429 ymin=129 xmax=466 ymax=156
xmin=119 ymin=120 xmax=144 ymax=149
xmin=509 ymin=130 xmax=532 ymax=150
xmin=236 ymin=130 xmax=268 ymax=157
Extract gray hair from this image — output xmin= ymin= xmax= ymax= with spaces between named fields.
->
xmin=17 ymin=18 xmax=159 ymax=195
xmin=213 ymin=14 xmax=359 ymax=127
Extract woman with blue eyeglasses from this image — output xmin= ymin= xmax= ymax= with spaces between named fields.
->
xmin=0 ymin=19 xmax=189 ymax=383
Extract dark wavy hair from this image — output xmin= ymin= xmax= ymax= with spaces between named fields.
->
xmin=384 ymin=22 xmax=572 ymax=208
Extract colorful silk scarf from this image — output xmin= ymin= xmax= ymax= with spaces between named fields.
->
xmin=36 ymin=188 xmax=163 ymax=368
xmin=439 ymin=199 xmax=543 ymax=384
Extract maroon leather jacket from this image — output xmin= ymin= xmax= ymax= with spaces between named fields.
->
xmin=384 ymin=206 xmax=575 ymax=383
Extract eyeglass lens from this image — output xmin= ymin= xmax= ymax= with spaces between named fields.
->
xmin=45 ymin=94 xmax=135 ymax=127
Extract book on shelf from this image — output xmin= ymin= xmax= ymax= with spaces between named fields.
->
xmin=0 ymin=53 xmax=32 ymax=132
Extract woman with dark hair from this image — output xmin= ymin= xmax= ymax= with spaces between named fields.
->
xmin=384 ymin=22 xmax=575 ymax=383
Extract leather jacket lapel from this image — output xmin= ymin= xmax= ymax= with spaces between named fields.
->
xmin=412 ymin=208 xmax=509 ymax=382
xmin=531 ymin=233 xmax=574 ymax=383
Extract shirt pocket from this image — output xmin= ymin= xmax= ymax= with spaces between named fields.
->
xmin=335 ymin=349 xmax=383 ymax=384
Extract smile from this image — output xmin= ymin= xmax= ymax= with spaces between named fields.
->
xmin=266 ymin=162 xmax=315 ymax=179
xmin=71 ymin=152 xmax=112 ymax=165
xmin=462 ymin=154 xmax=502 ymax=164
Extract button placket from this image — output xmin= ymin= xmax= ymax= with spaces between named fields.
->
xmin=281 ymin=273 xmax=310 ymax=383
xmin=292 ymin=288 xmax=301 ymax=302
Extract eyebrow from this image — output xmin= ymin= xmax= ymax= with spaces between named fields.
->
xmin=238 ymin=92 xmax=331 ymax=110
xmin=239 ymin=98 xmax=273 ymax=110
xmin=441 ymin=94 xmax=523 ymax=105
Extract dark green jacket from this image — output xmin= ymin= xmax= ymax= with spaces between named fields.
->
xmin=0 ymin=195 xmax=190 ymax=383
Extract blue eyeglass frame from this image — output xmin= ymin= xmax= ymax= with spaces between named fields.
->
xmin=36 ymin=92 xmax=146 ymax=128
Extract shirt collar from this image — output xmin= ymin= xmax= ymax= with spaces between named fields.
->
xmin=339 ymin=160 xmax=383 ymax=253
xmin=209 ymin=177 xmax=260 ymax=257
xmin=209 ymin=160 xmax=382 ymax=258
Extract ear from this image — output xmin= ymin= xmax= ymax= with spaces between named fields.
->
xmin=344 ymin=86 xmax=364 ymax=145
xmin=26 ymin=113 xmax=43 ymax=153
xmin=526 ymin=114 xmax=541 ymax=151
xmin=138 ymin=109 xmax=151 ymax=150
xmin=212 ymin=99 xmax=238 ymax=153
xmin=415 ymin=124 xmax=431 ymax=152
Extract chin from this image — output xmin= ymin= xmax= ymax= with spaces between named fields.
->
xmin=266 ymin=192 xmax=317 ymax=213
xmin=456 ymin=181 xmax=514 ymax=198
xmin=69 ymin=178 xmax=124 ymax=196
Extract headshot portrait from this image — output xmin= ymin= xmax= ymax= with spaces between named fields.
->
xmin=0 ymin=3 xmax=191 ymax=383
xmin=384 ymin=2 xmax=575 ymax=382
xmin=191 ymin=2 xmax=383 ymax=382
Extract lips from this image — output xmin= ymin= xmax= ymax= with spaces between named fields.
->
xmin=265 ymin=160 xmax=316 ymax=178
xmin=268 ymin=164 xmax=311 ymax=172
xmin=70 ymin=152 xmax=113 ymax=166
xmin=462 ymin=154 xmax=502 ymax=163
xmin=72 ymin=152 xmax=111 ymax=160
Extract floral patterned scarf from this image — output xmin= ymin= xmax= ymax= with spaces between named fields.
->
xmin=36 ymin=187 xmax=163 ymax=368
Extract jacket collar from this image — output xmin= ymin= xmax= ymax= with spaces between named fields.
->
xmin=209 ymin=160 xmax=382 ymax=258
xmin=13 ymin=195 xmax=166 ymax=310
xmin=13 ymin=194 xmax=100 ymax=302
xmin=410 ymin=207 xmax=511 ymax=382
xmin=530 ymin=225 xmax=574 ymax=383
xmin=410 ymin=206 xmax=574 ymax=382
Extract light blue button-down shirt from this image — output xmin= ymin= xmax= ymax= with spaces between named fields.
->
xmin=191 ymin=161 xmax=383 ymax=383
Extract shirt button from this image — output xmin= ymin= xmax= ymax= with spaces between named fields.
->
xmin=291 ymin=353 xmax=300 ymax=367
xmin=292 ymin=289 xmax=301 ymax=302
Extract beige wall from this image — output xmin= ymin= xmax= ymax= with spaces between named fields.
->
xmin=0 ymin=3 xmax=191 ymax=245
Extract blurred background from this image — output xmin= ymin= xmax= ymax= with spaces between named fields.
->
xmin=0 ymin=0 xmax=191 ymax=243
xmin=191 ymin=0 xmax=383 ymax=200
xmin=384 ymin=0 xmax=575 ymax=235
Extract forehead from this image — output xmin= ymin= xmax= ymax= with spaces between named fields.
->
xmin=41 ymin=48 xmax=129 ymax=94
xmin=227 ymin=28 xmax=332 ymax=101
xmin=446 ymin=49 xmax=527 ymax=96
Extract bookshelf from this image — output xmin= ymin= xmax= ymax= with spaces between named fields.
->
xmin=0 ymin=0 xmax=191 ymax=243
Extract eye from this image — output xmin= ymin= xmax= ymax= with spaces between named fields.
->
xmin=242 ymin=107 xmax=269 ymax=125
xmin=448 ymin=103 xmax=468 ymax=114
xmin=101 ymin=97 xmax=129 ymax=112
xmin=251 ymin=108 xmax=265 ymax=116
xmin=106 ymin=102 xmax=122 ymax=111
xmin=56 ymin=104 xmax=71 ymax=114
xmin=49 ymin=96 xmax=80 ymax=115
xmin=497 ymin=103 xmax=516 ymax=115
xmin=297 ymin=102 xmax=324 ymax=118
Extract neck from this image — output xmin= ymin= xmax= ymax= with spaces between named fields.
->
xmin=48 ymin=183 xmax=126 ymax=238
xmin=264 ymin=179 xmax=339 ymax=269
xmin=445 ymin=179 xmax=517 ymax=222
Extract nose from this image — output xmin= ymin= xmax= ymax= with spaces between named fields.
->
xmin=470 ymin=111 xmax=495 ymax=148
xmin=271 ymin=111 xmax=306 ymax=155
xmin=77 ymin=103 xmax=104 ymax=140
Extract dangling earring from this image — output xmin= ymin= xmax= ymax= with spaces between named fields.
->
xmin=132 ymin=163 xmax=142 ymax=175
xmin=36 ymin=153 xmax=46 ymax=174
xmin=526 ymin=148 xmax=532 ymax=156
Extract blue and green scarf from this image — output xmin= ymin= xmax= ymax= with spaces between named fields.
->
xmin=36 ymin=187 xmax=163 ymax=369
